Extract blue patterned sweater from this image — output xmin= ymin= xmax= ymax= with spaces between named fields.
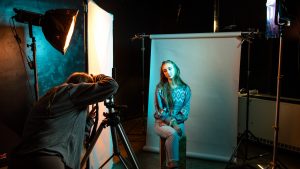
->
xmin=154 ymin=85 xmax=191 ymax=124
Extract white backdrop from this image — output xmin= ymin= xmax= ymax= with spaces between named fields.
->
xmin=87 ymin=1 xmax=114 ymax=169
xmin=143 ymin=32 xmax=243 ymax=161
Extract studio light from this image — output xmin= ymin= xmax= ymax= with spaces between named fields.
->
xmin=13 ymin=8 xmax=78 ymax=54
xmin=12 ymin=8 xmax=78 ymax=101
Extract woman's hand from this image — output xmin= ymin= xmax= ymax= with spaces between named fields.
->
xmin=157 ymin=108 xmax=166 ymax=116
xmin=158 ymin=121 xmax=167 ymax=127
xmin=170 ymin=119 xmax=182 ymax=136
xmin=173 ymin=125 xmax=182 ymax=136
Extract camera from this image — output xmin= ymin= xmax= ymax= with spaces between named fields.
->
xmin=104 ymin=96 xmax=115 ymax=109
xmin=104 ymin=95 xmax=127 ymax=111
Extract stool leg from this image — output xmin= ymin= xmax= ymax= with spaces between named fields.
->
xmin=160 ymin=138 xmax=167 ymax=169
xmin=179 ymin=136 xmax=186 ymax=169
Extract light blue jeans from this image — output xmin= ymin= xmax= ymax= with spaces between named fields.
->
xmin=154 ymin=120 xmax=185 ymax=166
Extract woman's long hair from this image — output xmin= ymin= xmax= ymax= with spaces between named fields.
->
xmin=157 ymin=60 xmax=187 ymax=109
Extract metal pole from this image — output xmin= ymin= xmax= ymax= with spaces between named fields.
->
xmin=213 ymin=0 xmax=219 ymax=32
xmin=83 ymin=0 xmax=88 ymax=72
xmin=141 ymin=35 xmax=145 ymax=117
xmin=271 ymin=26 xmax=283 ymax=169
xmin=28 ymin=24 xmax=39 ymax=101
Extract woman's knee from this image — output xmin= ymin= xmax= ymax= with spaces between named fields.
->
xmin=167 ymin=130 xmax=180 ymax=141
xmin=155 ymin=125 xmax=177 ymax=138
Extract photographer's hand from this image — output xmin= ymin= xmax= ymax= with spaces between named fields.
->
xmin=88 ymin=104 xmax=97 ymax=119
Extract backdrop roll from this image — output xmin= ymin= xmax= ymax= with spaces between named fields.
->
xmin=144 ymin=32 xmax=243 ymax=161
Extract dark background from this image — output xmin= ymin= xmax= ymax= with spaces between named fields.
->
xmin=0 ymin=0 xmax=300 ymax=154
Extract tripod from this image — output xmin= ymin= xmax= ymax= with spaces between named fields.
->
xmin=226 ymin=32 xmax=267 ymax=169
xmin=80 ymin=97 xmax=141 ymax=169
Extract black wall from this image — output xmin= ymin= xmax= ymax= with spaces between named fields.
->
xmin=97 ymin=0 xmax=300 ymax=119
xmin=0 ymin=0 xmax=300 ymax=154
xmin=0 ymin=0 xmax=84 ymax=153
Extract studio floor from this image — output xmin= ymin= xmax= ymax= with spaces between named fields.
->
xmin=1 ymin=117 xmax=300 ymax=169
xmin=112 ymin=117 xmax=300 ymax=169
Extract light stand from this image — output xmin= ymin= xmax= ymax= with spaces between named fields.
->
xmin=265 ymin=0 xmax=291 ymax=168
xmin=83 ymin=0 xmax=89 ymax=72
xmin=28 ymin=24 xmax=39 ymax=101
xmin=265 ymin=21 xmax=290 ymax=169
xmin=269 ymin=25 xmax=283 ymax=169
xmin=80 ymin=96 xmax=141 ymax=169
xmin=226 ymin=32 xmax=266 ymax=169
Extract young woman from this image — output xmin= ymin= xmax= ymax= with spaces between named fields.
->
xmin=154 ymin=60 xmax=191 ymax=169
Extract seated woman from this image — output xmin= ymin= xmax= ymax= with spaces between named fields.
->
xmin=154 ymin=60 xmax=191 ymax=169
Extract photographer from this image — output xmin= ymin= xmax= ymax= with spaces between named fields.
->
xmin=8 ymin=72 xmax=118 ymax=169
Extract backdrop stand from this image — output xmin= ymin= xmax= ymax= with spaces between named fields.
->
xmin=226 ymin=32 xmax=268 ymax=169
xmin=131 ymin=33 xmax=150 ymax=130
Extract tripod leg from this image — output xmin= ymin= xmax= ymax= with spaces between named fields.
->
xmin=81 ymin=123 xmax=105 ymax=169
xmin=99 ymin=152 xmax=129 ymax=169
xmin=109 ymin=126 xmax=130 ymax=169
xmin=116 ymin=123 xmax=141 ymax=169
xmin=116 ymin=154 xmax=130 ymax=169
xmin=99 ymin=154 xmax=114 ymax=169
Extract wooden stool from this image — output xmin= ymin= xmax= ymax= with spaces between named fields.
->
xmin=160 ymin=136 xmax=186 ymax=169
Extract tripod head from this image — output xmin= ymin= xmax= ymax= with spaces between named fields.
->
xmin=104 ymin=96 xmax=115 ymax=110
xmin=104 ymin=95 xmax=127 ymax=114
